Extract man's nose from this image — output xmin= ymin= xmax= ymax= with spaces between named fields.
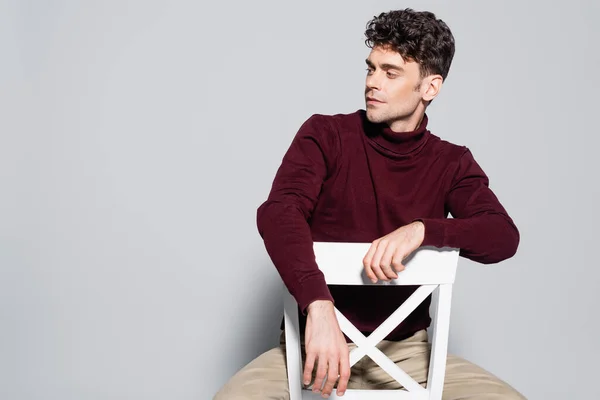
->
xmin=366 ymin=72 xmax=381 ymax=91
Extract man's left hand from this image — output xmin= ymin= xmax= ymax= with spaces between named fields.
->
xmin=362 ymin=221 xmax=425 ymax=283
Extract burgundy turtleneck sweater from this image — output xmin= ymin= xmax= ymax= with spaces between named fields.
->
xmin=257 ymin=109 xmax=519 ymax=341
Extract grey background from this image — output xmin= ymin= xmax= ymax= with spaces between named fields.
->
xmin=1 ymin=1 xmax=598 ymax=399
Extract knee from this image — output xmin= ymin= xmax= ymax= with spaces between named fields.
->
xmin=212 ymin=347 xmax=288 ymax=400
xmin=212 ymin=377 xmax=275 ymax=400
xmin=213 ymin=380 xmax=253 ymax=400
xmin=504 ymin=389 xmax=527 ymax=400
xmin=212 ymin=385 xmax=245 ymax=400
xmin=466 ymin=385 xmax=527 ymax=400
xmin=212 ymin=385 xmax=228 ymax=400
xmin=475 ymin=393 xmax=526 ymax=400
xmin=490 ymin=380 xmax=527 ymax=400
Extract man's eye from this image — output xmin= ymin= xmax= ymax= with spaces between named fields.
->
xmin=365 ymin=68 xmax=373 ymax=74
xmin=387 ymin=72 xmax=398 ymax=78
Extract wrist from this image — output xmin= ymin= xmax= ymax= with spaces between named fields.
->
xmin=412 ymin=220 xmax=425 ymax=244
xmin=307 ymin=300 xmax=334 ymax=314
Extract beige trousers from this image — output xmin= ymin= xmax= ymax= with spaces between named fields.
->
xmin=214 ymin=329 xmax=526 ymax=399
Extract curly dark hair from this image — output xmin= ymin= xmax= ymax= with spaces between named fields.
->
xmin=365 ymin=9 xmax=455 ymax=81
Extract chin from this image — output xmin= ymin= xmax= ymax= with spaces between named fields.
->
xmin=366 ymin=108 xmax=387 ymax=124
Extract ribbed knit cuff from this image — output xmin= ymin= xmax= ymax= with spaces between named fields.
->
xmin=414 ymin=218 xmax=446 ymax=248
xmin=296 ymin=275 xmax=334 ymax=316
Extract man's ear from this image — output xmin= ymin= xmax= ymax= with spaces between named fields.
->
xmin=422 ymin=75 xmax=443 ymax=102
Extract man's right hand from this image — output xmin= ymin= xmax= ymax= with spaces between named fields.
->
xmin=304 ymin=300 xmax=350 ymax=398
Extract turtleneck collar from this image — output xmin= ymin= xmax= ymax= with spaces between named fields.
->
xmin=361 ymin=110 xmax=430 ymax=157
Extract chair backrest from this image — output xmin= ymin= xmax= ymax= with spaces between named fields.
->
xmin=283 ymin=242 xmax=459 ymax=400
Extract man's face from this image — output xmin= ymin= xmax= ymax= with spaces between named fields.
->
xmin=364 ymin=45 xmax=425 ymax=128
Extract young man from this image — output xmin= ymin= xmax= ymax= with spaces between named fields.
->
xmin=214 ymin=8 xmax=525 ymax=400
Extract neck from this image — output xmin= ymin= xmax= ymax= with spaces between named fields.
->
xmin=362 ymin=110 xmax=430 ymax=158
xmin=388 ymin=110 xmax=425 ymax=133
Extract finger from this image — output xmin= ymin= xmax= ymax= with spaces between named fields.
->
xmin=379 ymin=242 xmax=398 ymax=279
xmin=320 ymin=357 xmax=339 ymax=397
xmin=391 ymin=250 xmax=406 ymax=272
xmin=312 ymin=355 xmax=328 ymax=393
xmin=371 ymin=262 xmax=387 ymax=282
xmin=303 ymin=351 xmax=316 ymax=386
xmin=371 ymin=241 xmax=390 ymax=281
xmin=363 ymin=241 xmax=379 ymax=282
xmin=336 ymin=350 xmax=351 ymax=396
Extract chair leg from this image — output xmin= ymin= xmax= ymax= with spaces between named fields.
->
xmin=284 ymin=290 xmax=304 ymax=400
xmin=426 ymin=284 xmax=452 ymax=400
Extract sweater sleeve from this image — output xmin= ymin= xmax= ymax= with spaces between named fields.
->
xmin=416 ymin=148 xmax=520 ymax=264
xmin=256 ymin=114 xmax=339 ymax=315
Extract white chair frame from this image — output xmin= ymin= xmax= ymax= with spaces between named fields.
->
xmin=284 ymin=242 xmax=459 ymax=400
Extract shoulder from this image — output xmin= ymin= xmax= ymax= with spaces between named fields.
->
xmin=428 ymin=132 xmax=471 ymax=161
xmin=300 ymin=109 xmax=363 ymax=132
xmin=427 ymin=133 xmax=489 ymax=186
xmin=290 ymin=111 xmax=357 ymax=167
xmin=296 ymin=109 xmax=364 ymax=149
xmin=426 ymin=133 xmax=479 ymax=186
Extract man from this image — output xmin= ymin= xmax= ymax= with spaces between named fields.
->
xmin=214 ymin=8 xmax=525 ymax=399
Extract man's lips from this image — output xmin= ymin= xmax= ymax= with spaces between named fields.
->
xmin=366 ymin=97 xmax=384 ymax=103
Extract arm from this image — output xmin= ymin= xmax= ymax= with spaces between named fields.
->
xmin=258 ymin=115 xmax=351 ymax=398
xmin=417 ymin=148 xmax=520 ymax=264
xmin=256 ymin=114 xmax=339 ymax=314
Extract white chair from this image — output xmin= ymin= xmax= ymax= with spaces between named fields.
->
xmin=283 ymin=242 xmax=460 ymax=400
